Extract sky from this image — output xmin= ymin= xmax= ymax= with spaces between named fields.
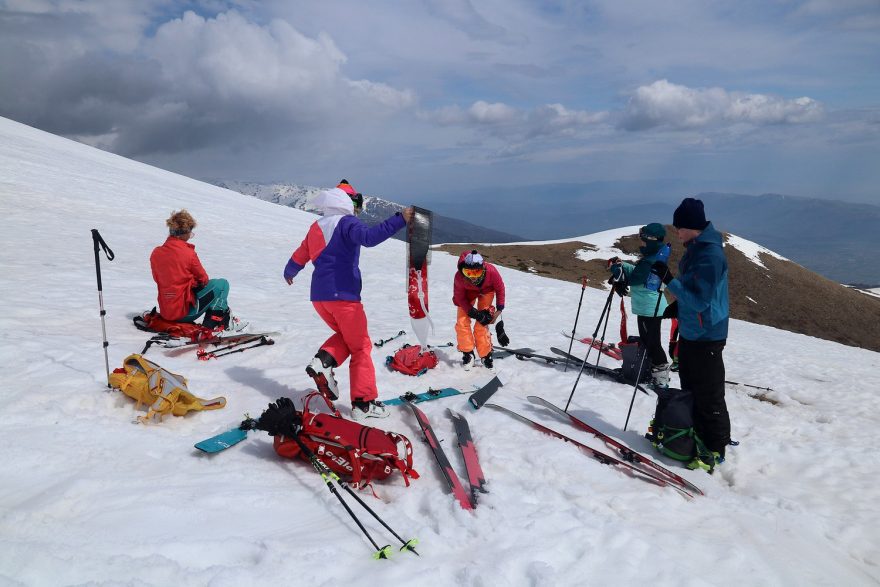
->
xmin=1 ymin=0 xmax=879 ymax=204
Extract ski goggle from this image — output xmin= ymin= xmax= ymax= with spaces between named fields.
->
xmin=461 ymin=267 xmax=485 ymax=280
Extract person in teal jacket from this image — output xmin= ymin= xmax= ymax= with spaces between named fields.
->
xmin=650 ymin=198 xmax=730 ymax=472
xmin=608 ymin=222 xmax=670 ymax=387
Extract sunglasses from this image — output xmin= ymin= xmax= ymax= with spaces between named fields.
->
xmin=461 ymin=267 xmax=485 ymax=280
xmin=639 ymin=230 xmax=661 ymax=241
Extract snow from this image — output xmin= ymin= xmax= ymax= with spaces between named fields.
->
xmin=1 ymin=115 xmax=879 ymax=586
xmin=725 ymin=234 xmax=788 ymax=269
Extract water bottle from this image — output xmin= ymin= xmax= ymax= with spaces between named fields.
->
xmin=645 ymin=243 xmax=671 ymax=292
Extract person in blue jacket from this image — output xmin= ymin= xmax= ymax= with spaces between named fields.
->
xmin=607 ymin=222 xmax=671 ymax=387
xmin=650 ymin=197 xmax=730 ymax=471
xmin=283 ymin=180 xmax=413 ymax=421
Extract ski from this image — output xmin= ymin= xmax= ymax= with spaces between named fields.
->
xmin=485 ymin=403 xmax=692 ymax=498
xmin=197 ymin=336 xmax=275 ymax=360
xmin=404 ymin=401 xmax=474 ymax=510
xmin=447 ymin=409 xmax=487 ymax=505
xmin=374 ymin=330 xmax=406 ymax=348
xmin=549 ymin=347 xmax=650 ymax=396
xmin=527 ymin=396 xmax=702 ymax=495
xmin=495 ymin=347 xmax=562 ymax=365
xmin=195 ymin=419 xmax=256 ymax=453
xmin=562 ymin=331 xmax=622 ymax=361
xmin=407 ymin=206 xmax=433 ymax=347
xmin=383 ymin=387 xmax=462 ymax=407
xmin=143 ymin=330 xmax=279 ymax=354
xmin=468 ymin=376 xmax=504 ymax=410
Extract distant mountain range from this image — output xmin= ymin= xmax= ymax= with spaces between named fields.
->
xmin=210 ymin=180 xmax=525 ymax=245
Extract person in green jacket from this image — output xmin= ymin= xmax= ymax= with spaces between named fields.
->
xmin=607 ymin=223 xmax=670 ymax=387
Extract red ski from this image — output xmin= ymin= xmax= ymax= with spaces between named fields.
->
xmin=407 ymin=207 xmax=433 ymax=346
xmin=562 ymin=330 xmax=623 ymax=361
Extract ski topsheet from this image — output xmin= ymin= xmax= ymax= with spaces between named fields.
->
xmin=485 ymin=403 xmax=692 ymax=498
xmin=407 ymin=206 xmax=433 ymax=347
xmin=526 ymin=396 xmax=702 ymax=495
xmin=383 ymin=387 xmax=462 ymax=406
xmin=495 ymin=348 xmax=562 ymax=365
xmin=468 ymin=376 xmax=504 ymax=410
xmin=195 ymin=426 xmax=250 ymax=453
xmin=447 ymin=409 xmax=487 ymax=505
xmin=404 ymin=401 xmax=474 ymax=510
xmin=562 ymin=331 xmax=623 ymax=361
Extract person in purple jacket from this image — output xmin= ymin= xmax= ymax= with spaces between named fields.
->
xmin=284 ymin=180 xmax=413 ymax=421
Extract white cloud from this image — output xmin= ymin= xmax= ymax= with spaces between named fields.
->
xmin=620 ymin=79 xmax=823 ymax=131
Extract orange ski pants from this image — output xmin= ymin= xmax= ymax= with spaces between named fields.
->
xmin=455 ymin=292 xmax=495 ymax=358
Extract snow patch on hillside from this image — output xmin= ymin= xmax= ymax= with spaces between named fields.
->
xmin=725 ymin=234 xmax=788 ymax=269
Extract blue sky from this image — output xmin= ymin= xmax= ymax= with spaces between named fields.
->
xmin=1 ymin=0 xmax=878 ymax=203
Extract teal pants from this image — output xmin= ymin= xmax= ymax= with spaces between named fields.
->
xmin=180 ymin=278 xmax=229 ymax=322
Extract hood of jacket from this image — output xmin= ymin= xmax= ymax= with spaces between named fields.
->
xmin=313 ymin=187 xmax=354 ymax=216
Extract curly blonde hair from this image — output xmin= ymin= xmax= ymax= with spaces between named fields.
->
xmin=166 ymin=210 xmax=196 ymax=236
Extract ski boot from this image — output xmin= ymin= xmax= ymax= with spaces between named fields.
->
xmin=306 ymin=349 xmax=340 ymax=401
xmin=462 ymin=350 xmax=475 ymax=371
xmin=351 ymin=399 xmax=389 ymax=421
xmin=650 ymin=363 xmax=670 ymax=389
xmin=482 ymin=352 xmax=495 ymax=373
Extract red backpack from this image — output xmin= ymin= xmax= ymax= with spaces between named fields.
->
xmin=386 ymin=344 xmax=439 ymax=376
xmin=274 ymin=392 xmax=419 ymax=489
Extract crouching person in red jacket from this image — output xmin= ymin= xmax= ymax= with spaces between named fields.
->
xmin=453 ymin=250 xmax=508 ymax=371
xmin=150 ymin=210 xmax=242 ymax=330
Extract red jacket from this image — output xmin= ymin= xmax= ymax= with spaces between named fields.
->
xmin=150 ymin=237 xmax=209 ymax=320
xmin=453 ymin=263 xmax=506 ymax=310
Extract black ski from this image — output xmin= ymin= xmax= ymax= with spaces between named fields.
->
xmin=527 ymin=396 xmax=702 ymax=496
xmin=404 ymin=401 xmax=474 ymax=510
xmin=485 ymin=403 xmax=693 ymax=498
xmin=468 ymin=376 xmax=504 ymax=410
xmin=550 ymin=347 xmax=650 ymax=396
xmin=495 ymin=347 xmax=561 ymax=365
xmin=447 ymin=409 xmax=487 ymax=505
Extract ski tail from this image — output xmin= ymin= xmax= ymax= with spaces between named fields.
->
xmin=486 ymin=403 xmax=693 ymax=498
xmin=405 ymin=401 xmax=474 ymax=510
xmin=447 ymin=409 xmax=487 ymax=505
xmin=468 ymin=376 xmax=503 ymax=410
xmin=526 ymin=396 xmax=702 ymax=496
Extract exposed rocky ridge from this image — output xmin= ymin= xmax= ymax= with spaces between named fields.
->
xmin=436 ymin=228 xmax=880 ymax=352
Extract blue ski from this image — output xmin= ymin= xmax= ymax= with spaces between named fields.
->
xmin=195 ymin=426 xmax=250 ymax=453
xmin=383 ymin=387 xmax=461 ymax=406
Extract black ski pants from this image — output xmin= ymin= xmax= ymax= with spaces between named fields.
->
xmin=678 ymin=338 xmax=730 ymax=456
xmin=637 ymin=316 xmax=668 ymax=367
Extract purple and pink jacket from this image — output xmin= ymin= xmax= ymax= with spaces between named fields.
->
xmin=284 ymin=188 xmax=406 ymax=301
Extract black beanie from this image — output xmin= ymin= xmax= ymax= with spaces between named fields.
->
xmin=673 ymin=198 xmax=709 ymax=230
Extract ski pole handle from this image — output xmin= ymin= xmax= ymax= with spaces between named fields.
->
xmin=91 ymin=229 xmax=114 ymax=292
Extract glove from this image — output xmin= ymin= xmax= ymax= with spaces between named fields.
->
xmin=255 ymin=397 xmax=302 ymax=437
xmin=610 ymin=279 xmax=629 ymax=297
xmin=662 ymin=300 xmax=678 ymax=319
xmin=609 ymin=263 xmax=624 ymax=282
xmin=496 ymin=304 xmax=504 ymax=313
xmin=650 ymin=261 xmax=674 ymax=285
xmin=468 ymin=307 xmax=494 ymax=326
xmin=606 ymin=256 xmax=622 ymax=269
xmin=495 ymin=320 xmax=510 ymax=347
xmin=283 ymin=259 xmax=299 ymax=285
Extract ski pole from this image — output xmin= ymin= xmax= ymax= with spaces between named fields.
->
xmin=725 ymin=380 xmax=773 ymax=392
xmin=374 ymin=330 xmax=406 ymax=348
xmin=564 ymin=287 xmax=615 ymax=412
xmin=290 ymin=434 xmax=400 ymax=559
xmin=200 ymin=337 xmax=274 ymax=360
xmin=91 ymin=229 xmax=115 ymax=387
xmin=565 ymin=276 xmax=588 ymax=372
xmin=197 ymin=334 xmax=266 ymax=360
xmin=623 ymin=345 xmax=649 ymax=431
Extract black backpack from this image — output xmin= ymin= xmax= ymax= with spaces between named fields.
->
xmin=646 ymin=386 xmax=711 ymax=464
xmin=618 ymin=336 xmax=651 ymax=385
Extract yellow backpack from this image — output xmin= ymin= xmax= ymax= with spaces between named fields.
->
xmin=109 ymin=354 xmax=226 ymax=423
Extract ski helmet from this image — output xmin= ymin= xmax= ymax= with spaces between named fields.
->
xmin=458 ymin=249 xmax=486 ymax=285
xmin=336 ymin=179 xmax=364 ymax=212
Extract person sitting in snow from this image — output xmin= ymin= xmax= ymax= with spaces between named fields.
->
xmin=453 ymin=250 xmax=509 ymax=371
xmin=283 ymin=179 xmax=413 ymax=421
xmin=606 ymin=222 xmax=671 ymax=388
xmin=150 ymin=209 xmax=242 ymax=330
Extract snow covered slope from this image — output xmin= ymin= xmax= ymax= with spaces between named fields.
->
xmin=1 ymin=116 xmax=878 ymax=585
